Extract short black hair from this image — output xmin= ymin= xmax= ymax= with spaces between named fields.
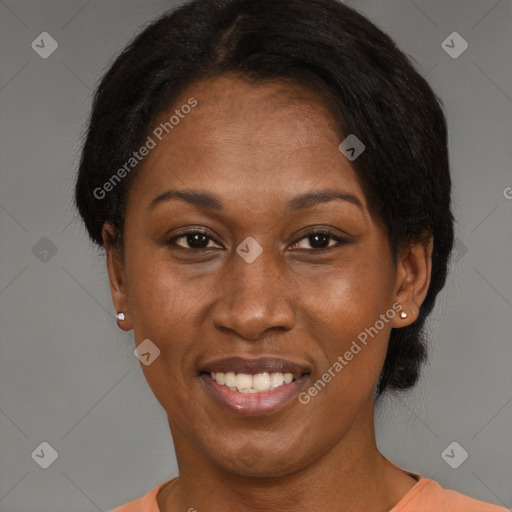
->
xmin=75 ymin=0 xmax=454 ymax=396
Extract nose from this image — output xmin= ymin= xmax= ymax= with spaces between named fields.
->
xmin=211 ymin=246 xmax=295 ymax=340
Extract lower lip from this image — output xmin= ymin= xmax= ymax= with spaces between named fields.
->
xmin=201 ymin=373 xmax=309 ymax=416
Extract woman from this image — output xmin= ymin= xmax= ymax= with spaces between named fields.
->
xmin=75 ymin=0 xmax=508 ymax=510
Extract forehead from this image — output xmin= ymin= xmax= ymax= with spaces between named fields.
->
xmin=128 ymin=75 xmax=368 ymax=215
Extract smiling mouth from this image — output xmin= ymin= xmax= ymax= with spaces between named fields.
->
xmin=199 ymin=356 xmax=311 ymax=389
xmin=199 ymin=356 xmax=311 ymax=415
xmin=204 ymin=371 xmax=302 ymax=393
xmin=200 ymin=372 xmax=310 ymax=416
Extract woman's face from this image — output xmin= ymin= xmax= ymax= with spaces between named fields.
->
xmin=105 ymin=75 xmax=429 ymax=477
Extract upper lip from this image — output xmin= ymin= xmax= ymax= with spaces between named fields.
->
xmin=200 ymin=357 xmax=311 ymax=379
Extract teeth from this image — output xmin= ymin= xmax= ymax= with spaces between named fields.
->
xmin=253 ymin=373 xmax=270 ymax=391
xmin=236 ymin=373 xmax=253 ymax=390
xmin=269 ymin=372 xmax=284 ymax=388
xmin=225 ymin=372 xmax=236 ymax=387
xmin=210 ymin=371 xmax=297 ymax=393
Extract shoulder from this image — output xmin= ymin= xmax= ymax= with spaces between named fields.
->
xmin=391 ymin=474 xmax=509 ymax=512
xmin=108 ymin=477 xmax=177 ymax=512
xmin=106 ymin=474 xmax=509 ymax=512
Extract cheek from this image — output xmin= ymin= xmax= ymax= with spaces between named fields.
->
xmin=295 ymin=255 xmax=394 ymax=399
xmin=125 ymin=246 xmax=207 ymax=334
xmin=301 ymin=250 xmax=393 ymax=330
xmin=123 ymin=251 xmax=205 ymax=402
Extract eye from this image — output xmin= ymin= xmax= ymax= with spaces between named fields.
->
xmin=167 ymin=229 xmax=350 ymax=252
xmin=289 ymin=230 xmax=349 ymax=251
xmin=170 ymin=230 xmax=222 ymax=250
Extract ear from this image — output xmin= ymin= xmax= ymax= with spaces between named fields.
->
xmin=102 ymin=222 xmax=133 ymax=331
xmin=391 ymin=234 xmax=433 ymax=328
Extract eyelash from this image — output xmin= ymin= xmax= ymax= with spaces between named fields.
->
xmin=167 ymin=229 xmax=349 ymax=252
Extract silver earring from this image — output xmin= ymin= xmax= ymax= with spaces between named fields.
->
xmin=400 ymin=310 xmax=407 ymax=319
xmin=116 ymin=312 xmax=125 ymax=321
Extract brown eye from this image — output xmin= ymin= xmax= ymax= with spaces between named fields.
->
xmin=289 ymin=230 xmax=349 ymax=251
xmin=169 ymin=231 xmax=222 ymax=250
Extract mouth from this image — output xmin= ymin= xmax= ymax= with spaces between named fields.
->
xmin=199 ymin=357 xmax=311 ymax=416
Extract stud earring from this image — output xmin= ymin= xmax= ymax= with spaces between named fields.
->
xmin=400 ymin=310 xmax=407 ymax=319
xmin=116 ymin=312 xmax=125 ymax=321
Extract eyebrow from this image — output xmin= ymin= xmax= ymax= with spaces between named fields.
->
xmin=147 ymin=188 xmax=364 ymax=213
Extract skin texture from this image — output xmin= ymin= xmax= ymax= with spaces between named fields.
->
xmin=103 ymin=75 xmax=433 ymax=512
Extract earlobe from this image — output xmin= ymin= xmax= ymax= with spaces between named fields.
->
xmin=102 ymin=223 xmax=133 ymax=331
xmin=115 ymin=311 xmax=131 ymax=330
xmin=391 ymin=235 xmax=433 ymax=328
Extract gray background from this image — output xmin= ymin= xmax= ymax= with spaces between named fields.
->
xmin=0 ymin=1 xmax=511 ymax=511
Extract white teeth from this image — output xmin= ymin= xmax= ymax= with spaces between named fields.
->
xmin=239 ymin=387 xmax=260 ymax=393
xmin=284 ymin=373 xmax=293 ymax=384
xmin=225 ymin=372 xmax=236 ymax=387
xmin=236 ymin=373 xmax=253 ymax=390
xmin=210 ymin=371 xmax=296 ymax=392
xmin=269 ymin=372 xmax=284 ymax=388
xmin=253 ymin=372 xmax=271 ymax=391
